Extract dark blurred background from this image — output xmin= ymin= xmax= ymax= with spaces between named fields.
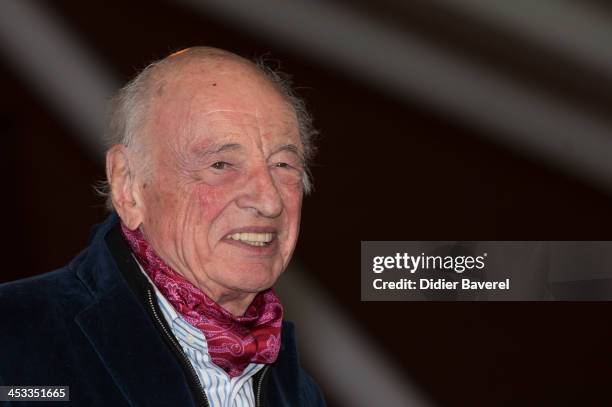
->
xmin=1 ymin=1 xmax=612 ymax=405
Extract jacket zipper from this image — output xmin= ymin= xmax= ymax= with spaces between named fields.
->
xmin=147 ymin=290 xmax=210 ymax=407
xmin=256 ymin=365 xmax=270 ymax=407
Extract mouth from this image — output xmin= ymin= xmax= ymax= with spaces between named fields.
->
xmin=222 ymin=227 xmax=279 ymax=254
xmin=225 ymin=232 xmax=275 ymax=247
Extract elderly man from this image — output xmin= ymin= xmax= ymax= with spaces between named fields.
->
xmin=0 ymin=47 xmax=325 ymax=406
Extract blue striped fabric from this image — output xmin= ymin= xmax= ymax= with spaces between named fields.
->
xmin=139 ymin=263 xmax=263 ymax=407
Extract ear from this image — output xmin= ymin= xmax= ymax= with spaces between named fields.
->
xmin=106 ymin=145 xmax=145 ymax=230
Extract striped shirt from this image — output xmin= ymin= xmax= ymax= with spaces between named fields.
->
xmin=138 ymin=263 xmax=263 ymax=407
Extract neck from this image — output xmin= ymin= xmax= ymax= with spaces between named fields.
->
xmin=169 ymin=265 xmax=257 ymax=316
xmin=212 ymin=291 xmax=257 ymax=316
xmin=121 ymin=222 xmax=258 ymax=316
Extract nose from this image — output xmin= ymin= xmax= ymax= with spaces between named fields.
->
xmin=235 ymin=166 xmax=283 ymax=218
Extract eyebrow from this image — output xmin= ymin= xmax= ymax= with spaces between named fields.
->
xmin=194 ymin=143 xmax=243 ymax=156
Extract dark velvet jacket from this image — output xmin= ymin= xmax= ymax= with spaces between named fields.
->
xmin=0 ymin=214 xmax=325 ymax=406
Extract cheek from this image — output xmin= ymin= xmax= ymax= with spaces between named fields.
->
xmin=143 ymin=185 xmax=180 ymax=233
xmin=144 ymin=164 xmax=181 ymax=215
xmin=194 ymin=184 xmax=234 ymax=231
xmin=280 ymin=185 xmax=303 ymax=236
xmin=282 ymin=184 xmax=303 ymax=216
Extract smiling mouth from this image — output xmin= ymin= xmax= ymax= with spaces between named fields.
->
xmin=225 ymin=232 xmax=275 ymax=247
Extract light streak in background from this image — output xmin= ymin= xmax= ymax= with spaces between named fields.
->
xmin=181 ymin=0 xmax=612 ymax=193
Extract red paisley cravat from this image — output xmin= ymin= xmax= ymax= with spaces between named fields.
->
xmin=120 ymin=223 xmax=283 ymax=378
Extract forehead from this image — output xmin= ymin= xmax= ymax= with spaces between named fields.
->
xmin=148 ymin=59 xmax=301 ymax=150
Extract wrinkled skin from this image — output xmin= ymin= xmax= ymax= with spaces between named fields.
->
xmin=108 ymin=53 xmax=304 ymax=315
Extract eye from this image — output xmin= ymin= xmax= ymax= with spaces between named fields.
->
xmin=274 ymin=162 xmax=291 ymax=169
xmin=211 ymin=161 xmax=232 ymax=170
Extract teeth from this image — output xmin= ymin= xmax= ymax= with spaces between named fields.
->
xmin=227 ymin=232 xmax=274 ymax=246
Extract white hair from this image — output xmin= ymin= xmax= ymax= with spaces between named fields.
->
xmin=99 ymin=47 xmax=318 ymax=210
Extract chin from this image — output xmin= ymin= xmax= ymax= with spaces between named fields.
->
xmin=225 ymin=269 xmax=278 ymax=294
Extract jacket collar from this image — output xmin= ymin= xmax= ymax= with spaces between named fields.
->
xmin=73 ymin=212 xmax=124 ymax=301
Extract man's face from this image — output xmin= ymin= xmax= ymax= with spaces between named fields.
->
xmin=136 ymin=60 xmax=304 ymax=305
